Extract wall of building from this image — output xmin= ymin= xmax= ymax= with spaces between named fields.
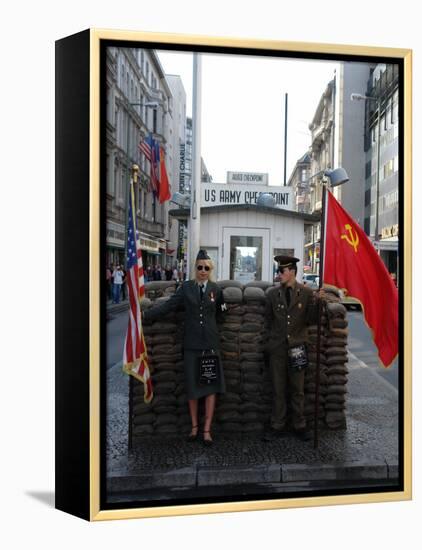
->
xmin=199 ymin=209 xmax=306 ymax=281
xmin=335 ymin=62 xmax=374 ymax=227
xmin=105 ymin=46 xmax=173 ymax=269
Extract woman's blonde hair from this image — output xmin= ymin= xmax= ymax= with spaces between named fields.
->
xmin=193 ymin=258 xmax=215 ymax=283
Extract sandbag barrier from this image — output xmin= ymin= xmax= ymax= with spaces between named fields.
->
xmin=131 ymin=282 xmax=349 ymax=439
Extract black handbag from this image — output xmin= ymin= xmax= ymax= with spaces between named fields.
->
xmin=198 ymin=350 xmax=220 ymax=385
xmin=287 ymin=344 xmax=308 ymax=371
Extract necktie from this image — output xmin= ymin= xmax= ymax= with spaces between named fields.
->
xmin=286 ymin=287 xmax=291 ymax=307
xmin=200 ymin=284 xmax=204 ymax=300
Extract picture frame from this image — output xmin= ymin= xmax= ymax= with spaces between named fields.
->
xmin=55 ymin=28 xmax=412 ymax=521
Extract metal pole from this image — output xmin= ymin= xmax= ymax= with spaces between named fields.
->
xmin=314 ymin=183 xmax=327 ymax=449
xmin=124 ymin=104 xmax=131 ymax=268
xmin=284 ymin=93 xmax=288 ymax=186
xmin=189 ymin=53 xmax=202 ymax=278
xmin=374 ymin=99 xmax=381 ymax=248
xmin=128 ymin=375 xmax=134 ymax=452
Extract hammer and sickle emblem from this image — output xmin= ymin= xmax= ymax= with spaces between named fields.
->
xmin=341 ymin=224 xmax=359 ymax=252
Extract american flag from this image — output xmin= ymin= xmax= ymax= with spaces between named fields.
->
xmin=139 ymin=133 xmax=160 ymax=195
xmin=138 ymin=133 xmax=153 ymax=161
xmin=122 ymin=180 xmax=153 ymax=403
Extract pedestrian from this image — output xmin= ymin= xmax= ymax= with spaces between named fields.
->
xmin=112 ymin=264 xmax=124 ymax=304
xmin=121 ymin=268 xmax=127 ymax=300
xmin=164 ymin=264 xmax=173 ymax=281
xmin=152 ymin=265 xmax=161 ymax=281
xmin=143 ymin=250 xmax=227 ymax=446
xmin=172 ymin=264 xmax=179 ymax=281
xmin=263 ymin=255 xmax=323 ymax=442
xmin=390 ymin=272 xmax=398 ymax=287
xmin=106 ymin=266 xmax=112 ymax=300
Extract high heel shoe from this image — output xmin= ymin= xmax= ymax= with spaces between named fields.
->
xmin=203 ymin=430 xmax=213 ymax=447
xmin=186 ymin=425 xmax=199 ymax=442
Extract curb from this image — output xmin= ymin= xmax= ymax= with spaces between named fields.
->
xmin=107 ymin=460 xmax=399 ymax=494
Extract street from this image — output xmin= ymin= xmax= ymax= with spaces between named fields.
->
xmin=347 ymin=310 xmax=399 ymax=390
xmin=106 ymin=307 xmax=128 ymax=369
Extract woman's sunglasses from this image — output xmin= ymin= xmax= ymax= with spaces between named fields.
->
xmin=197 ymin=265 xmax=210 ymax=271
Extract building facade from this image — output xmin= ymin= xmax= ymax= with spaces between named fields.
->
xmin=298 ymin=63 xmax=377 ymax=273
xmin=363 ymin=64 xmax=399 ymax=274
xmin=105 ymin=46 xmax=173 ymax=270
xmin=164 ymin=75 xmax=187 ymax=269
xmin=287 ymin=151 xmax=311 ymax=214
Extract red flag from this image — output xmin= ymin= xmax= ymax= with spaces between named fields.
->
xmin=122 ymin=181 xmax=153 ymax=403
xmin=150 ymin=139 xmax=160 ymax=196
xmin=158 ymin=147 xmax=171 ymax=203
xmin=323 ymin=190 xmax=398 ymax=367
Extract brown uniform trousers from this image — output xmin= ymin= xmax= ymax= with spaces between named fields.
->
xmin=265 ymin=282 xmax=318 ymax=431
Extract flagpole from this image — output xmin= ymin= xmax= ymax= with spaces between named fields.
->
xmin=314 ymin=182 xmax=328 ymax=449
xmin=188 ymin=53 xmax=202 ymax=278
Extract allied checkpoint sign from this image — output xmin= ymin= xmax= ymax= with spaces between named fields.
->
xmin=201 ymin=182 xmax=293 ymax=209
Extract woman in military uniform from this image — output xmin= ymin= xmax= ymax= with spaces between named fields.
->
xmin=143 ymin=250 xmax=226 ymax=446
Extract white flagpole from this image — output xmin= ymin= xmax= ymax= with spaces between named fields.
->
xmin=188 ymin=53 xmax=202 ymax=278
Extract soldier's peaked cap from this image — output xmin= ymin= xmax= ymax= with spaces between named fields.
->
xmin=274 ymin=255 xmax=300 ymax=269
xmin=196 ymin=249 xmax=210 ymax=261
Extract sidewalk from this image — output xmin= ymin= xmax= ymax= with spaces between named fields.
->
xmin=106 ymin=353 xmax=399 ymax=502
xmin=106 ymin=299 xmax=129 ymax=316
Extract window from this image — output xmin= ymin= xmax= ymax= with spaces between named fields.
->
xmin=383 ymin=159 xmax=394 ymax=179
xmin=230 ymin=236 xmax=263 ymax=282
xmin=153 ymin=108 xmax=157 ymax=133
xmin=120 ymin=64 xmax=125 ymax=89
xmin=386 ymin=98 xmax=392 ymax=130
xmin=392 ymin=89 xmax=398 ymax=123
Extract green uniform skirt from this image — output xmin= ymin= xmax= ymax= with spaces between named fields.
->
xmin=183 ymin=349 xmax=226 ymax=400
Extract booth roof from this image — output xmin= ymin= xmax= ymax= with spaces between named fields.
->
xmin=168 ymin=203 xmax=319 ymax=222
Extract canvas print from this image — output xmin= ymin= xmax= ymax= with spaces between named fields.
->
xmin=102 ymin=42 xmax=401 ymax=509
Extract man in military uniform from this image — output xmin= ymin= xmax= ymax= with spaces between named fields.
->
xmin=263 ymin=255 xmax=320 ymax=442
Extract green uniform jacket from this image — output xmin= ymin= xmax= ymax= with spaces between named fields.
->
xmin=143 ymin=280 xmax=225 ymax=351
xmin=264 ymin=282 xmax=319 ymax=354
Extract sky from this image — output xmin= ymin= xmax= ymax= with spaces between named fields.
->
xmin=157 ymin=49 xmax=339 ymax=186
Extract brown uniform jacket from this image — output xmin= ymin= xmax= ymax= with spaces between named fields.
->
xmin=264 ymin=282 xmax=319 ymax=354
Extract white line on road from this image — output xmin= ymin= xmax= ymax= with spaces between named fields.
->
xmin=348 ymin=352 xmax=398 ymax=396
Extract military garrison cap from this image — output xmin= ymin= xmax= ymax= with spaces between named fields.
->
xmin=274 ymin=255 xmax=300 ymax=269
xmin=196 ymin=249 xmax=210 ymax=261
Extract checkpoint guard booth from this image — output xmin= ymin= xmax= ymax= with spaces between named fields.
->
xmin=170 ymin=171 xmax=319 ymax=282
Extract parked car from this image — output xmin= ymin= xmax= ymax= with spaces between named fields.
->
xmin=339 ymin=289 xmax=362 ymax=311
xmin=302 ymin=273 xmax=319 ymax=289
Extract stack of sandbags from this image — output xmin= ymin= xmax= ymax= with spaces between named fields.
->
xmin=240 ymin=285 xmax=269 ymax=433
xmin=130 ymin=282 xmax=350 ymax=439
xmin=324 ymin=294 xmax=349 ymax=429
xmin=144 ymin=281 xmax=176 ymax=301
xmin=215 ymin=282 xmax=244 ymax=433
xmin=133 ymin=296 xmax=185 ymax=438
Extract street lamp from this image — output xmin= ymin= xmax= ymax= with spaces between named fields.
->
xmin=351 ymin=92 xmax=381 ymax=247
xmin=304 ymin=167 xmax=349 ymax=272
